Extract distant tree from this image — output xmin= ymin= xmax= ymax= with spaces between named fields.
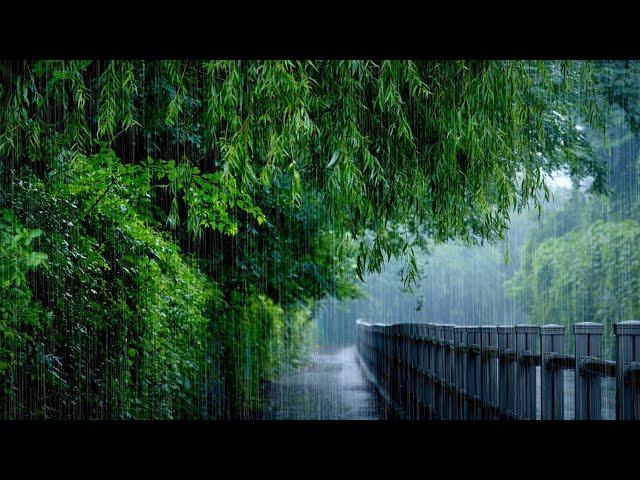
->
xmin=507 ymin=220 xmax=640 ymax=357
xmin=508 ymin=61 xmax=640 ymax=356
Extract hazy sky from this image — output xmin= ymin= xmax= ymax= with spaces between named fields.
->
xmin=546 ymin=169 xmax=574 ymax=190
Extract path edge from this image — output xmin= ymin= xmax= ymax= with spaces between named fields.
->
xmin=355 ymin=351 xmax=406 ymax=419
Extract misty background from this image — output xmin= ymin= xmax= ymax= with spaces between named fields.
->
xmin=314 ymin=108 xmax=640 ymax=358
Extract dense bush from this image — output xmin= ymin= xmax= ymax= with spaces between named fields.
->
xmin=0 ymin=208 xmax=50 ymax=417
xmin=3 ymin=157 xmax=220 ymax=418
xmin=1 ymin=147 xmax=339 ymax=418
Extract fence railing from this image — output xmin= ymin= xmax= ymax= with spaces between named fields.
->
xmin=356 ymin=320 xmax=640 ymax=420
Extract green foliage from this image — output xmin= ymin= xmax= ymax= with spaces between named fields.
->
xmin=0 ymin=59 xmax=626 ymax=418
xmin=507 ymin=220 xmax=640 ymax=356
xmin=3 ymin=167 xmax=223 ymax=418
xmin=213 ymin=292 xmax=314 ymax=415
xmin=594 ymin=61 xmax=640 ymax=133
xmin=509 ymin=80 xmax=640 ymax=358
xmin=0 ymin=209 xmax=51 ymax=414
xmin=132 ymin=250 xmax=215 ymax=418
xmin=0 ymin=60 xmax=615 ymax=282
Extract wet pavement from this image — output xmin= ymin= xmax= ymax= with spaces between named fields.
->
xmin=262 ymin=347 xmax=617 ymax=421
xmin=263 ymin=345 xmax=385 ymax=420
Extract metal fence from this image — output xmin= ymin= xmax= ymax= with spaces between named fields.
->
xmin=356 ymin=320 xmax=640 ymax=420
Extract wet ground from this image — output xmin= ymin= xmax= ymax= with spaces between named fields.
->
xmin=263 ymin=345 xmax=385 ymax=420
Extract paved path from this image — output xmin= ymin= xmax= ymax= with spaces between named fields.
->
xmin=263 ymin=345 xmax=384 ymax=420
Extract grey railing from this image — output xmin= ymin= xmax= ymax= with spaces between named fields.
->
xmin=356 ymin=320 xmax=640 ymax=420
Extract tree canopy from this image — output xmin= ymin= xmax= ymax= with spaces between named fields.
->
xmin=0 ymin=61 xmax=612 ymax=279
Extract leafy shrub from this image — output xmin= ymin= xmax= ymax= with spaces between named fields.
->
xmin=0 ymin=208 xmax=50 ymax=417
xmin=6 ymin=156 xmax=221 ymax=418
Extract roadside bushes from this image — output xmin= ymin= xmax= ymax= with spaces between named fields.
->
xmin=212 ymin=291 xmax=313 ymax=416
xmin=3 ymin=160 xmax=220 ymax=418
xmin=1 ymin=148 xmax=316 ymax=418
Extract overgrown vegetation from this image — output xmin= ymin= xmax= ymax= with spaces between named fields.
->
xmin=0 ymin=60 xmax=630 ymax=418
xmin=508 ymin=101 xmax=640 ymax=356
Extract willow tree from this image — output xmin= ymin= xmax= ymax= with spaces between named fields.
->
xmin=0 ymin=60 xmax=618 ymax=418
xmin=1 ymin=61 xmax=612 ymax=276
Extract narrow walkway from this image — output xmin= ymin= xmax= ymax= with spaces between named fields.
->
xmin=263 ymin=345 xmax=384 ymax=420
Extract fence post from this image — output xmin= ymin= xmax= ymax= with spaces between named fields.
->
xmin=394 ymin=324 xmax=404 ymax=409
xmin=480 ymin=326 xmax=498 ymax=419
xmin=455 ymin=326 xmax=468 ymax=420
xmin=613 ymin=320 xmax=640 ymax=420
xmin=384 ymin=325 xmax=391 ymax=398
xmin=497 ymin=326 xmax=516 ymax=419
xmin=466 ymin=326 xmax=481 ymax=420
xmin=365 ymin=324 xmax=371 ymax=373
xmin=371 ymin=326 xmax=377 ymax=395
xmin=383 ymin=325 xmax=392 ymax=405
xmin=396 ymin=323 xmax=409 ymax=413
xmin=442 ymin=325 xmax=455 ymax=419
xmin=515 ymin=325 xmax=539 ymax=420
xmin=452 ymin=326 xmax=462 ymax=419
xmin=377 ymin=325 xmax=381 ymax=381
xmin=367 ymin=324 xmax=372 ymax=373
xmin=426 ymin=324 xmax=435 ymax=418
xmin=433 ymin=325 xmax=443 ymax=418
xmin=410 ymin=324 xmax=420 ymax=418
xmin=540 ymin=324 xmax=565 ymax=420
xmin=574 ymin=322 xmax=602 ymax=420
xmin=399 ymin=324 xmax=409 ymax=415
xmin=408 ymin=324 xmax=416 ymax=417
xmin=407 ymin=324 xmax=415 ymax=418
xmin=368 ymin=325 xmax=373 ymax=374
xmin=395 ymin=324 xmax=404 ymax=414
xmin=416 ymin=324 xmax=428 ymax=418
